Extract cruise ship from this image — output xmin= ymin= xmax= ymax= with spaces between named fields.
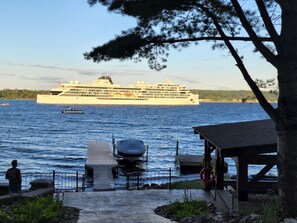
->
xmin=36 ymin=76 xmax=199 ymax=105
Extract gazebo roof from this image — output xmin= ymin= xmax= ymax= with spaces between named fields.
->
xmin=193 ymin=119 xmax=277 ymax=156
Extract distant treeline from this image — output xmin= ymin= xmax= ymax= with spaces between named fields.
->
xmin=190 ymin=89 xmax=278 ymax=102
xmin=0 ymin=89 xmax=48 ymax=100
xmin=0 ymin=89 xmax=278 ymax=102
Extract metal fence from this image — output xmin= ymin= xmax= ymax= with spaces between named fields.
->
xmin=1 ymin=171 xmax=85 ymax=192
xmin=124 ymin=168 xmax=172 ymax=190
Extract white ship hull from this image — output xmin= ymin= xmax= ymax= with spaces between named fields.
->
xmin=36 ymin=76 xmax=199 ymax=106
xmin=37 ymin=94 xmax=199 ymax=105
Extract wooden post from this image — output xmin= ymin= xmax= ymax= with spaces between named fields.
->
xmin=204 ymin=141 xmax=211 ymax=164
xmin=237 ymin=154 xmax=249 ymax=201
xmin=216 ymin=149 xmax=224 ymax=189
xmin=176 ymin=141 xmax=179 ymax=156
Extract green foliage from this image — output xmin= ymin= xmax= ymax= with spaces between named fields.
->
xmin=238 ymin=198 xmax=281 ymax=223
xmin=1 ymin=197 xmax=62 ymax=223
xmin=86 ymin=1 xmax=279 ymax=71
xmin=171 ymin=180 xmax=203 ymax=189
xmin=258 ymin=200 xmax=281 ymax=223
xmin=0 ymin=89 xmax=48 ymax=100
xmin=167 ymin=198 xmax=208 ymax=219
xmin=0 ymin=88 xmax=278 ymax=102
xmin=192 ymin=89 xmax=278 ymax=102
xmin=0 ymin=209 xmax=13 ymax=223
xmin=84 ymin=34 xmax=146 ymax=62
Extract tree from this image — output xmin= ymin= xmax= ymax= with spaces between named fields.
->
xmin=85 ymin=0 xmax=297 ymax=218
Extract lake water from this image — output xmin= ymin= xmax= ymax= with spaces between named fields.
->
xmin=0 ymin=100 xmax=274 ymax=182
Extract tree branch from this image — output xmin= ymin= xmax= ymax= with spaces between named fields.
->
xmin=255 ymin=0 xmax=281 ymax=53
xmin=202 ymin=4 xmax=278 ymax=121
xmin=147 ymin=36 xmax=272 ymax=44
xmin=231 ymin=0 xmax=279 ymax=68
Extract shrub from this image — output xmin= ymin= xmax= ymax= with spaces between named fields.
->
xmin=258 ymin=200 xmax=281 ymax=223
xmin=167 ymin=197 xmax=208 ymax=219
xmin=0 ymin=209 xmax=13 ymax=223
xmin=1 ymin=196 xmax=63 ymax=223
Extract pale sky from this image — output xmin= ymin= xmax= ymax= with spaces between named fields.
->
xmin=0 ymin=0 xmax=277 ymax=90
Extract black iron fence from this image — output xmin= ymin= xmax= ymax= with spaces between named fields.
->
xmin=1 ymin=168 xmax=193 ymax=192
xmin=0 ymin=171 xmax=85 ymax=192
xmin=124 ymin=168 xmax=172 ymax=190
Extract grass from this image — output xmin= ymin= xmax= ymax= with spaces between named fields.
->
xmin=171 ymin=179 xmax=203 ymax=189
xmin=238 ymin=198 xmax=281 ymax=223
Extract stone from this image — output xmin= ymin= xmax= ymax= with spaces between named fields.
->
xmin=282 ymin=218 xmax=297 ymax=223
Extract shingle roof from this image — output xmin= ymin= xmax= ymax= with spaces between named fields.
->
xmin=193 ymin=119 xmax=277 ymax=155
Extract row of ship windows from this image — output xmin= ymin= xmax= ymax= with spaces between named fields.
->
xmin=65 ymin=91 xmax=189 ymax=96
xmin=74 ymin=86 xmax=184 ymax=91
xmin=62 ymin=94 xmax=189 ymax=98
xmin=67 ymin=89 xmax=188 ymax=93
xmin=63 ymin=93 xmax=189 ymax=97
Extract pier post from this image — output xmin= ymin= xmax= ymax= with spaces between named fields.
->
xmin=76 ymin=171 xmax=79 ymax=192
xmin=112 ymin=136 xmax=115 ymax=156
xmin=82 ymin=174 xmax=85 ymax=192
xmin=126 ymin=175 xmax=130 ymax=190
xmin=169 ymin=168 xmax=172 ymax=190
xmin=146 ymin=145 xmax=149 ymax=162
xmin=137 ymin=172 xmax=140 ymax=190
xmin=176 ymin=141 xmax=179 ymax=156
xmin=52 ymin=170 xmax=55 ymax=191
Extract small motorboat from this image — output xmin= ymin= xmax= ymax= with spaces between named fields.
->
xmin=0 ymin=102 xmax=10 ymax=106
xmin=115 ymin=139 xmax=146 ymax=162
xmin=61 ymin=107 xmax=84 ymax=114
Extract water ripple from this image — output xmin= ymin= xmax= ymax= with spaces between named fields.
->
xmin=0 ymin=100 xmax=272 ymax=176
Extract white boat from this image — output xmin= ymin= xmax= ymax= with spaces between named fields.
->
xmin=61 ymin=107 xmax=84 ymax=114
xmin=36 ymin=76 xmax=199 ymax=105
xmin=115 ymin=139 xmax=147 ymax=162
xmin=0 ymin=102 xmax=9 ymax=106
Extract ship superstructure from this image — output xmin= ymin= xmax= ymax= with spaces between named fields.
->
xmin=37 ymin=76 xmax=199 ymax=105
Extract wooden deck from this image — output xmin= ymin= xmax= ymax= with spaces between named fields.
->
xmin=175 ymin=154 xmax=228 ymax=173
xmin=85 ymin=141 xmax=118 ymax=191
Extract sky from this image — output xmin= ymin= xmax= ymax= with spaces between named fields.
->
xmin=0 ymin=0 xmax=277 ymax=90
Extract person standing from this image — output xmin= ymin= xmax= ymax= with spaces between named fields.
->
xmin=6 ymin=160 xmax=22 ymax=193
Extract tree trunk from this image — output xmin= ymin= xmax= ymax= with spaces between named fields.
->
xmin=277 ymin=129 xmax=297 ymax=217
xmin=277 ymin=66 xmax=297 ymax=218
xmin=277 ymin=1 xmax=297 ymax=217
xmin=277 ymin=60 xmax=297 ymax=218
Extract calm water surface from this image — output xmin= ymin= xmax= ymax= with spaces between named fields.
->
xmin=0 ymin=100 xmax=274 ymax=181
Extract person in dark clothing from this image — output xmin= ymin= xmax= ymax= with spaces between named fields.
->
xmin=6 ymin=160 xmax=22 ymax=193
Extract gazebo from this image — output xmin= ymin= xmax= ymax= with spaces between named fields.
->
xmin=193 ymin=119 xmax=277 ymax=201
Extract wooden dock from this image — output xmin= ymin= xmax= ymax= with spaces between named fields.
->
xmin=85 ymin=141 xmax=118 ymax=191
xmin=175 ymin=155 xmax=228 ymax=173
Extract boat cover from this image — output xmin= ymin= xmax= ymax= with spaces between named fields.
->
xmin=116 ymin=139 xmax=146 ymax=156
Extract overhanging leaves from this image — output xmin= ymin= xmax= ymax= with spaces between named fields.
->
xmin=84 ymin=33 xmax=146 ymax=61
xmin=86 ymin=0 xmax=278 ymax=70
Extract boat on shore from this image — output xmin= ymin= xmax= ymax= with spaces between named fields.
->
xmin=115 ymin=139 xmax=147 ymax=162
xmin=37 ymin=76 xmax=199 ymax=105
xmin=61 ymin=107 xmax=84 ymax=114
